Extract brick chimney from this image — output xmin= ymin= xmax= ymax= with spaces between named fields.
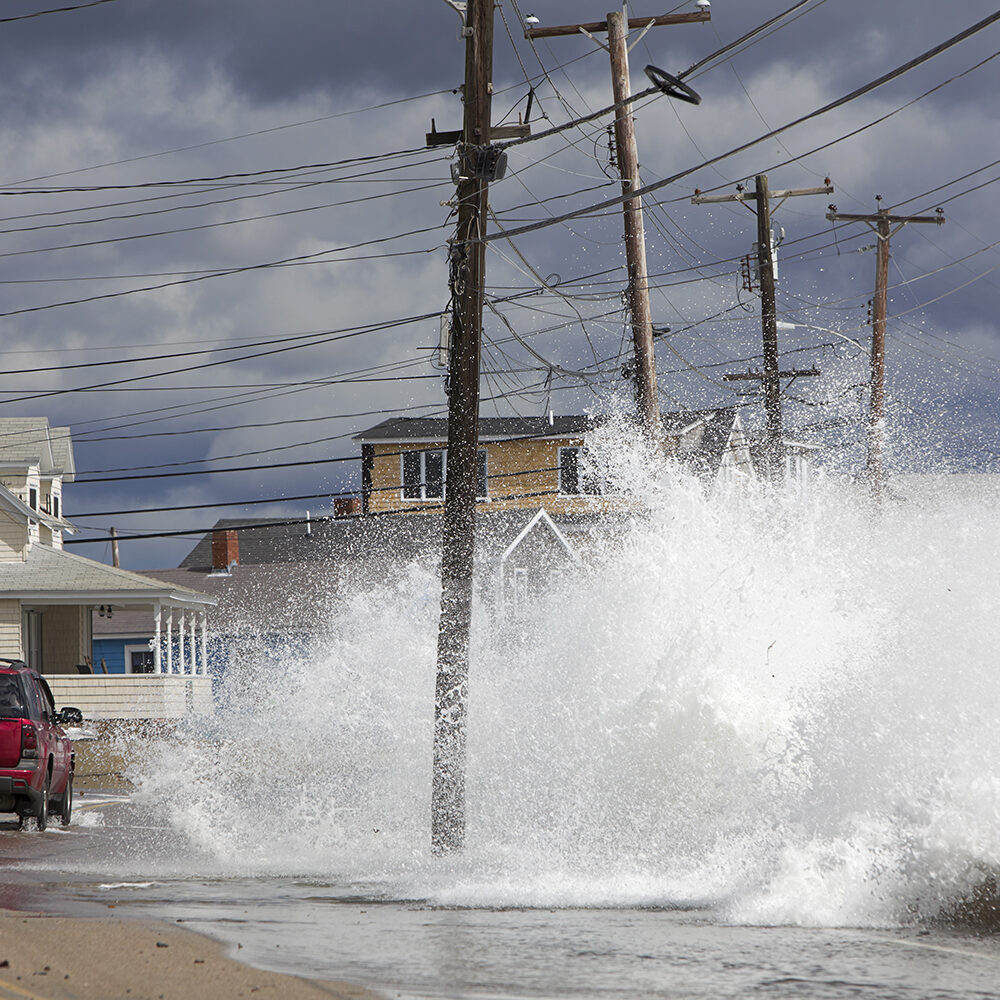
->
xmin=333 ymin=497 xmax=361 ymax=518
xmin=211 ymin=529 xmax=239 ymax=572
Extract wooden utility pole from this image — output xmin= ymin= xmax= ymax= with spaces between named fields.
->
xmin=693 ymin=175 xmax=832 ymax=479
xmin=826 ymin=203 xmax=945 ymax=496
xmin=110 ymin=526 xmax=120 ymax=568
xmin=431 ymin=0 xmax=495 ymax=855
xmin=526 ymin=7 xmax=710 ymax=434
xmin=608 ymin=10 xmax=657 ymax=433
xmin=754 ymin=174 xmax=782 ymax=475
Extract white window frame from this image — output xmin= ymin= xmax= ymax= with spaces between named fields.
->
xmin=558 ymin=446 xmax=599 ymax=496
xmin=401 ymin=449 xmax=445 ymax=502
xmin=124 ymin=643 xmax=156 ymax=675
xmin=400 ymin=448 xmax=489 ymax=501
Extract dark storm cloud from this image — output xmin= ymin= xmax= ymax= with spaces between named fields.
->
xmin=0 ymin=0 xmax=996 ymax=566
xmin=6 ymin=1 xmax=990 ymax=103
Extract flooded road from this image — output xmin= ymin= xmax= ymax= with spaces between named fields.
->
xmin=2 ymin=794 xmax=998 ymax=1000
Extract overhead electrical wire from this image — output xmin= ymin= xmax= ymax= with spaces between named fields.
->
xmin=5 ymin=102 xmax=454 ymax=188
xmin=0 ymin=310 xmax=439 ymax=405
xmin=0 ymin=181 xmax=448 ymax=261
xmin=0 ymin=225 xmax=446 ymax=321
xmin=0 ymin=0 xmax=123 ymax=23
xmin=482 ymin=11 xmax=1000 ymax=244
xmin=0 ymin=146 xmax=446 ymax=197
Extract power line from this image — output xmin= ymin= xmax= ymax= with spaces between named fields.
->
xmin=0 ymin=0 xmax=124 ymax=23
xmin=5 ymin=101 xmax=455 ymax=187
xmin=0 ymin=310 xmax=440 ymax=406
xmin=0 ymin=182 xmax=448 ymax=261
xmin=0 ymin=146 xmax=444 ymax=196
xmin=0 ymin=226 xmax=446 ymax=321
xmin=484 ymin=11 xmax=1000 ymax=244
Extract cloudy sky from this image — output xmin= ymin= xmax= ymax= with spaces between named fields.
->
xmin=2 ymin=0 xmax=998 ymax=567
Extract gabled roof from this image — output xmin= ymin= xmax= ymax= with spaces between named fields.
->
xmin=0 ymin=544 xmax=212 ymax=606
xmin=501 ymin=509 xmax=580 ymax=565
xmin=48 ymin=426 xmax=75 ymax=482
xmin=670 ymin=407 xmax=744 ymax=479
xmin=354 ymin=415 xmax=596 ymax=443
xmin=0 ymin=418 xmax=75 ymax=480
xmin=113 ymin=509 xmax=603 ymax=639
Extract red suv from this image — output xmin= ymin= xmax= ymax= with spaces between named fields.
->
xmin=0 ymin=662 xmax=79 ymax=830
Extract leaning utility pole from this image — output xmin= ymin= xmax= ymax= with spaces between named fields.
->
xmin=525 ymin=7 xmax=710 ymax=434
xmin=429 ymin=0 xmax=496 ymax=855
xmin=826 ymin=201 xmax=945 ymax=497
xmin=693 ymin=175 xmax=832 ymax=480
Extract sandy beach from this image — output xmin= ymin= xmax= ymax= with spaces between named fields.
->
xmin=0 ymin=910 xmax=378 ymax=1000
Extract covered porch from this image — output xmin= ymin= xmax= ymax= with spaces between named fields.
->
xmin=0 ymin=544 xmax=215 ymax=719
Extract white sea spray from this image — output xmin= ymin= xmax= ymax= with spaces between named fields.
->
xmin=127 ymin=429 xmax=1000 ymax=927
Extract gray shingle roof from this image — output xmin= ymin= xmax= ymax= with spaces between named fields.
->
xmin=93 ymin=562 xmax=332 ymax=636
xmin=178 ymin=508 xmax=612 ymax=570
xmin=0 ymin=544 xmax=212 ymax=604
xmin=353 ymin=415 xmax=596 ymax=442
xmin=48 ymin=426 xmax=75 ymax=481
xmin=0 ymin=418 xmax=74 ymax=478
xmin=353 ymin=409 xmax=742 ymax=446
xmin=112 ymin=509 xmax=611 ymax=638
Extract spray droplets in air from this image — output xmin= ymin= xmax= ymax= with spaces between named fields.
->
xmin=129 ymin=424 xmax=1000 ymax=927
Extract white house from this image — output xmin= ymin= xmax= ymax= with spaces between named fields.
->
xmin=0 ymin=419 xmax=214 ymax=720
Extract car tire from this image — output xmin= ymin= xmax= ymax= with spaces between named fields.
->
xmin=57 ymin=775 xmax=73 ymax=827
xmin=34 ymin=777 xmax=49 ymax=832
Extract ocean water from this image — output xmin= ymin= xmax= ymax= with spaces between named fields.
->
xmin=3 ymin=457 xmax=1000 ymax=997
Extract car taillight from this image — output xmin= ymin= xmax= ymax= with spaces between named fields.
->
xmin=20 ymin=723 xmax=38 ymax=759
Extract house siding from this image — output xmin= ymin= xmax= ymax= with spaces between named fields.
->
xmin=41 ymin=605 xmax=90 ymax=674
xmin=366 ymin=438 xmax=617 ymax=516
xmin=0 ymin=511 xmax=26 ymax=561
xmin=45 ymin=675 xmax=213 ymax=720
xmin=92 ymin=637 xmax=133 ymax=675
xmin=0 ymin=599 xmax=21 ymax=660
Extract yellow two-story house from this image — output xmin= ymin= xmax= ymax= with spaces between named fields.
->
xmin=353 ymin=409 xmax=756 ymax=515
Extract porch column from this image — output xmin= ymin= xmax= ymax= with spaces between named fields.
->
xmin=166 ymin=609 xmax=174 ymax=674
xmin=189 ymin=613 xmax=197 ymax=676
xmin=178 ymin=611 xmax=187 ymax=675
xmin=199 ymin=610 xmax=208 ymax=675
xmin=153 ymin=603 xmax=162 ymax=674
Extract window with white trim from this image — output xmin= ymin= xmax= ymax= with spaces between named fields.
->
xmin=558 ymin=447 xmax=600 ymax=496
xmin=401 ymin=449 xmax=488 ymax=500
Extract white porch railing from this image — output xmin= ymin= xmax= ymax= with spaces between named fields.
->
xmin=45 ymin=675 xmax=213 ymax=720
xmin=152 ymin=604 xmax=209 ymax=675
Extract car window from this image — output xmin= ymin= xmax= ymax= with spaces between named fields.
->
xmin=33 ymin=675 xmax=55 ymax=721
xmin=20 ymin=674 xmax=45 ymax=721
xmin=0 ymin=675 xmax=25 ymax=718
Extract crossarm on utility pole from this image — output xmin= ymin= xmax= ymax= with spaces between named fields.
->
xmin=694 ymin=177 xmax=833 ymax=480
xmin=691 ymin=184 xmax=833 ymax=205
xmin=525 ymin=10 xmax=709 ymax=39
xmin=534 ymin=8 xmax=710 ymax=435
